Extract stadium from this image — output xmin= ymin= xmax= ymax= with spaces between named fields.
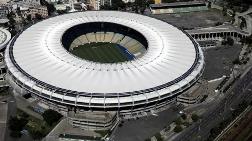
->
xmin=5 ymin=11 xmax=204 ymax=121
xmin=0 ymin=28 xmax=11 ymax=50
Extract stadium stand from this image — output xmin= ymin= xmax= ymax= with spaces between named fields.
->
xmin=69 ymin=31 xmax=146 ymax=58
xmin=77 ymin=35 xmax=89 ymax=44
xmin=104 ymin=32 xmax=114 ymax=42
xmin=111 ymin=33 xmax=125 ymax=43
xmin=86 ymin=33 xmax=96 ymax=43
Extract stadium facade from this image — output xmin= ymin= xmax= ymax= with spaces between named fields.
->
xmin=5 ymin=11 xmax=204 ymax=129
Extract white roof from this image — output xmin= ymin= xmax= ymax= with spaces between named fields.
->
xmin=8 ymin=11 xmax=203 ymax=95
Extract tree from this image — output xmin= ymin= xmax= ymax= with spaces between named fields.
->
xmin=40 ymin=0 xmax=56 ymax=16
xmin=42 ymin=109 xmax=62 ymax=126
xmin=35 ymin=14 xmax=43 ymax=21
xmin=175 ymin=118 xmax=182 ymax=125
xmin=27 ymin=14 xmax=32 ymax=22
xmin=8 ymin=116 xmax=28 ymax=131
xmin=226 ymin=37 xmax=234 ymax=46
xmin=8 ymin=116 xmax=28 ymax=138
xmin=28 ymin=128 xmax=44 ymax=139
xmin=191 ymin=113 xmax=199 ymax=122
xmin=232 ymin=58 xmax=241 ymax=65
xmin=154 ymin=132 xmax=163 ymax=141
xmin=134 ymin=0 xmax=154 ymax=13
xmin=181 ymin=114 xmax=187 ymax=120
xmin=174 ymin=125 xmax=183 ymax=133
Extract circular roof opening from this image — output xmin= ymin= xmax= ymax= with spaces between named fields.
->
xmin=62 ymin=22 xmax=148 ymax=63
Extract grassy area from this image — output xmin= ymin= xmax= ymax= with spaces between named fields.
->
xmin=17 ymin=109 xmax=55 ymax=140
xmin=70 ymin=42 xmax=128 ymax=63
xmin=0 ymin=87 xmax=9 ymax=96
xmin=94 ymin=130 xmax=110 ymax=137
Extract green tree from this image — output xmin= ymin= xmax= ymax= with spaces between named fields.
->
xmin=154 ymin=132 xmax=163 ymax=141
xmin=42 ymin=109 xmax=62 ymax=126
xmin=174 ymin=125 xmax=183 ymax=133
xmin=8 ymin=116 xmax=28 ymax=131
xmin=175 ymin=118 xmax=182 ymax=125
xmin=191 ymin=113 xmax=199 ymax=122
xmin=226 ymin=37 xmax=234 ymax=46
xmin=181 ymin=114 xmax=187 ymax=120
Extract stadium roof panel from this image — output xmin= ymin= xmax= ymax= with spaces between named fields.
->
xmin=6 ymin=11 xmax=204 ymax=96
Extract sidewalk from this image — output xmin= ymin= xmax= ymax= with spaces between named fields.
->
xmin=0 ymin=102 xmax=8 ymax=141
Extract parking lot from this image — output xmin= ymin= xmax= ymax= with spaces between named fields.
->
xmin=202 ymin=45 xmax=242 ymax=80
xmin=149 ymin=9 xmax=231 ymax=29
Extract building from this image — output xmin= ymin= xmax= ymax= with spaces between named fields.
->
xmin=150 ymin=1 xmax=208 ymax=14
xmin=0 ymin=28 xmax=11 ymax=50
xmin=0 ymin=6 xmax=9 ymax=18
xmin=88 ymin=0 xmax=111 ymax=10
xmin=29 ymin=6 xmax=48 ymax=19
xmin=5 ymin=11 xmax=204 ymax=129
xmin=0 ymin=28 xmax=11 ymax=87
xmin=122 ymin=0 xmax=135 ymax=3
xmin=22 ymin=0 xmax=41 ymax=6
xmin=177 ymin=81 xmax=206 ymax=106
xmin=154 ymin=0 xmax=161 ymax=4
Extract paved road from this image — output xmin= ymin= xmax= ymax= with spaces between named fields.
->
xmin=171 ymin=68 xmax=252 ymax=141
xmin=4 ymin=92 xmax=33 ymax=141
xmin=0 ymin=102 xmax=8 ymax=141
xmin=113 ymin=103 xmax=184 ymax=141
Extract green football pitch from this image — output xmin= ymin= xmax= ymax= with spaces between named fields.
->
xmin=70 ymin=42 xmax=129 ymax=63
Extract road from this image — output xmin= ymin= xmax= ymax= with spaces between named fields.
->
xmin=4 ymin=90 xmax=33 ymax=141
xmin=112 ymin=103 xmax=184 ymax=141
xmin=171 ymin=67 xmax=252 ymax=141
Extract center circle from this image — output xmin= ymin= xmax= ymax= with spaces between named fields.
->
xmin=62 ymin=22 xmax=148 ymax=63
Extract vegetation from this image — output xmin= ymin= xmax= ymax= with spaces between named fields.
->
xmin=191 ymin=113 xmax=199 ymax=122
xmin=164 ymin=125 xmax=171 ymax=132
xmin=94 ymin=130 xmax=110 ymax=137
xmin=181 ymin=114 xmax=187 ymax=120
xmin=154 ymin=132 xmax=163 ymax=141
xmin=232 ymin=58 xmax=242 ymax=65
xmin=174 ymin=125 xmax=183 ymax=133
xmin=101 ymin=0 xmax=154 ymax=13
xmin=224 ymin=0 xmax=252 ymax=12
xmin=42 ymin=109 xmax=62 ymax=126
xmin=11 ymin=109 xmax=57 ymax=139
xmin=0 ymin=87 xmax=9 ymax=96
xmin=175 ymin=118 xmax=182 ymax=125
xmin=8 ymin=116 xmax=28 ymax=138
xmin=71 ymin=43 xmax=130 ymax=63
xmin=222 ymin=37 xmax=234 ymax=46
xmin=241 ymin=35 xmax=252 ymax=45
xmin=183 ymin=121 xmax=190 ymax=127
xmin=6 ymin=11 xmax=17 ymax=36
xmin=207 ymin=101 xmax=249 ymax=141
xmin=40 ymin=0 xmax=56 ymax=16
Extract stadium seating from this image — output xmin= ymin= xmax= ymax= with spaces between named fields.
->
xmin=95 ymin=32 xmax=102 ymax=42
xmin=104 ymin=32 xmax=114 ymax=42
xmin=68 ymin=30 xmax=147 ymax=59
xmin=77 ymin=35 xmax=89 ymax=44
xmin=119 ymin=36 xmax=132 ymax=46
xmin=124 ymin=38 xmax=138 ymax=49
xmin=111 ymin=33 xmax=124 ymax=43
xmin=86 ymin=33 xmax=96 ymax=42
xmin=100 ymin=32 xmax=105 ymax=42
